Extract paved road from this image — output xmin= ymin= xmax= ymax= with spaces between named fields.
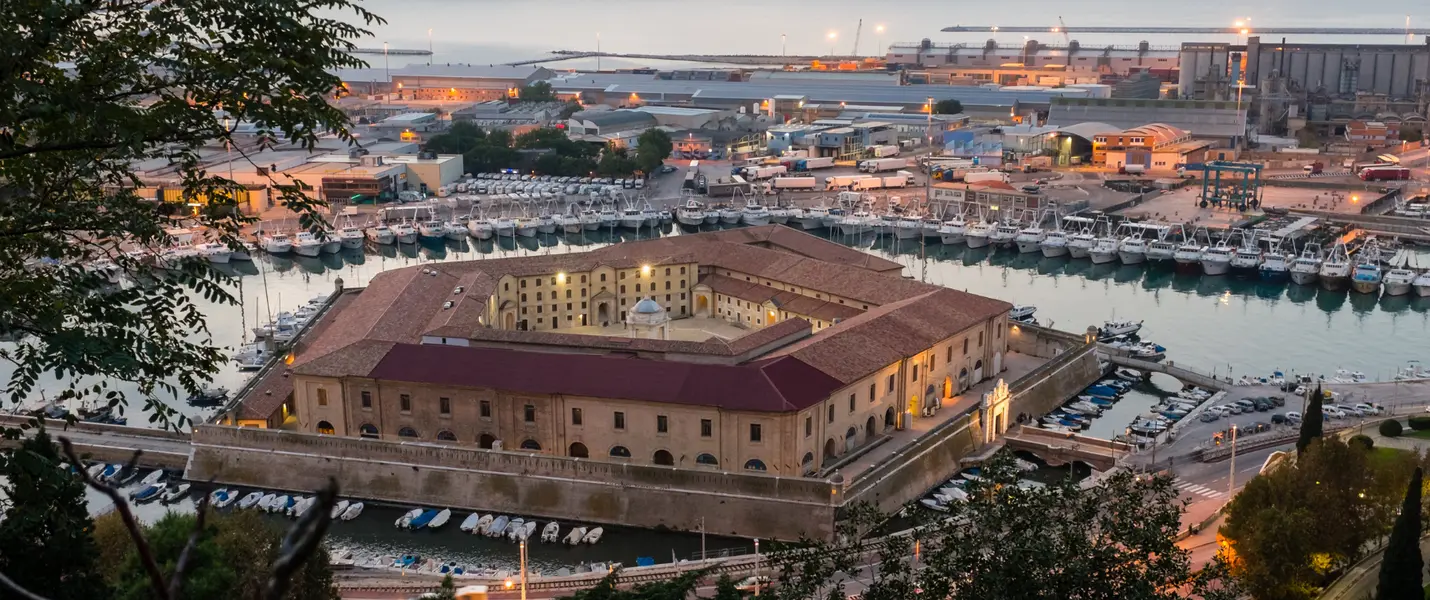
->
xmin=1319 ymin=535 xmax=1430 ymax=600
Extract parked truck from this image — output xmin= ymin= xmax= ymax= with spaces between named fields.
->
xmin=931 ymin=165 xmax=988 ymax=182
xmin=742 ymin=165 xmax=788 ymax=180
xmin=963 ymin=171 xmax=1010 ymax=184
xmin=1302 ymin=161 xmax=1324 ymax=174
xmin=1359 ymin=166 xmax=1411 ymax=181
xmin=869 ymin=144 xmax=901 ymax=158
xmin=825 ymin=175 xmax=871 ymax=191
xmin=1118 ymin=164 xmax=1147 ymax=175
xmin=803 ymin=156 xmax=836 ymax=170
xmin=770 ymin=176 xmax=819 ymax=191
xmin=860 ymin=158 xmax=909 ymax=173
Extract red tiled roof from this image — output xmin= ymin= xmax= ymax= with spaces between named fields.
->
xmin=700 ymin=274 xmax=862 ymax=322
xmin=366 ymin=343 xmax=842 ymax=412
xmin=697 ymin=225 xmax=904 ymax=274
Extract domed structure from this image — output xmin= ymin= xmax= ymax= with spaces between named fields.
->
xmin=626 ymin=297 xmax=670 ymax=339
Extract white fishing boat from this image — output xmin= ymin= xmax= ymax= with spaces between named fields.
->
xmin=395 ymin=508 xmax=423 ymax=529
xmin=619 ymin=208 xmax=645 ymax=229
xmin=1229 ymin=234 xmax=1262 ymax=276
xmin=563 ymin=527 xmax=587 ymax=545
xmin=676 ymin=199 xmax=706 ymax=227
xmin=535 ymin=213 xmax=559 ymax=235
xmin=338 ymin=226 xmax=365 ymax=249
xmin=1064 ymin=229 xmax=1094 ymax=259
xmin=835 ymin=209 xmax=874 ymax=236
xmin=514 ymin=218 xmax=537 ymax=238
xmin=718 ymin=205 xmax=742 ymax=224
xmin=541 ymin=521 xmax=561 ymax=543
xmin=1350 ymin=240 xmax=1383 ymax=295
xmin=417 ymin=220 xmax=445 ymax=240
xmin=260 ymin=233 xmax=293 ymax=254
xmin=490 ymin=216 xmax=516 ymax=237
xmin=1173 ymin=237 xmax=1205 ymax=271
xmin=340 ymin=502 xmax=364 ymax=521
xmin=193 ymin=242 xmax=232 ymax=264
xmin=792 ymin=205 xmax=830 ymax=230
xmin=1100 ymin=319 xmax=1143 ymax=338
xmin=441 ymin=220 xmax=467 ymax=240
xmin=892 ymin=215 xmax=923 ymax=240
xmin=989 ymin=221 xmax=1020 ymax=247
xmin=1414 ymin=270 xmax=1430 ymax=297
xmin=740 ymin=200 xmax=772 ymax=226
xmin=1289 ymin=244 xmax=1322 ymax=286
xmin=767 ymin=207 xmax=792 ymax=225
xmin=702 ymin=207 xmax=721 ymax=225
xmin=427 ymin=509 xmax=453 ymax=530
xmin=331 ymin=499 xmax=351 ymax=520
xmin=237 ymin=491 xmax=264 ymax=510
xmin=1009 ymin=305 xmax=1037 ymax=321
xmin=502 ymin=518 xmax=526 ymax=539
xmin=231 ymin=242 xmax=254 ymax=261
xmin=1384 ymin=268 xmax=1415 ymax=296
xmin=1201 ymin=241 xmax=1235 ymax=276
xmin=1014 ymin=223 xmax=1046 ymax=253
xmin=964 ymin=220 xmax=994 ymax=248
xmin=291 ymin=231 xmax=323 ymax=257
xmin=467 ymin=218 xmax=495 ymax=240
xmin=1089 ymin=234 xmax=1120 ymax=265
xmin=938 ymin=215 xmax=967 ymax=245
xmin=391 ymin=222 xmax=418 ymax=244
xmin=1259 ymin=248 xmax=1290 ymax=280
xmin=582 ymin=527 xmax=604 ymax=544
xmin=1319 ymin=242 xmax=1352 ymax=290
xmin=1117 ymin=233 xmax=1148 ymax=264
xmin=598 ymin=207 xmax=620 ymax=228
xmin=579 ymin=208 xmax=602 ymax=230
xmin=872 ymin=213 xmax=898 ymax=236
xmin=366 ymin=224 xmax=396 ymax=245
xmin=558 ymin=213 xmax=583 ymax=234
xmin=316 ymin=229 xmax=342 ymax=254
xmin=459 ymin=513 xmax=482 ymax=533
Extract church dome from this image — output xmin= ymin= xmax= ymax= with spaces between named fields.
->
xmin=632 ymin=298 xmax=663 ymax=314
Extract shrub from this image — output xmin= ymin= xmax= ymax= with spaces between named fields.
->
xmin=1407 ymin=416 xmax=1430 ymax=431
xmin=1380 ymin=419 xmax=1404 ymax=437
xmin=1349 ymin=434 xmax=1374 ymax=451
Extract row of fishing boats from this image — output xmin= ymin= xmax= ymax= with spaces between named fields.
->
xmin=394 ymin=509 xmax=605 ymax=546
xmin=84 ymin=464 xmax=192 ymax=504
xmin=236 ymin=294 xmax=330 ymax=370
xmin=1038 ymin=370 xmax=1147 ymax=433
xmin=211 ymin=487 xmax=368 ymax=520
xmin=918 ymin=462 xmax=1041 ymax=512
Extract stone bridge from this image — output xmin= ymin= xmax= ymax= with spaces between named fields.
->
xmin=1101 ymin=352 xmax=1230 ymax=391
xmin=1002 ymin=425 xmax=1131 ymax=472
xmin=0 ymin=415 xmax=193 ymax=469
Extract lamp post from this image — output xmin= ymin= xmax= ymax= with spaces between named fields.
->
xmin=781 ymin=33 xmax=787 ymax=57
xmin=875 ymin=25 xmax=885 ymax=57
xmin=519 ymin=540 xmax=528 ymax=600
xmin=382 ymin=41 xmax=390 ymax=83
xmin=1227 ymin=424 xmax=1238 ymax=499
xmin=427 ymin=28 xmax=433 ymax=65
xmin=828 ymin=31 xmax=837 ymax=57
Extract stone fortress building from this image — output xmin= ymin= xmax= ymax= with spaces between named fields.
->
xmin=278 ymin=226 xmax=1012 ymax=477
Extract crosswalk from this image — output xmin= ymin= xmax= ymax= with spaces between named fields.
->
xmin=1173 ymin=478 xmax=1226 ymax=500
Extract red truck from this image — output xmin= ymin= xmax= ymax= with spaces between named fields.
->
xmin=1358 ymin=167 xmax=1411 ymax=181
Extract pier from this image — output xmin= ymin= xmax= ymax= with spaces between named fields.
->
xmin=940 ymin=25 xmax=1430 ymax=36
xmin=506 ymin=51 xmax=856 ymax=67
xmin=347 ymin=47 xmax=432 ymax=56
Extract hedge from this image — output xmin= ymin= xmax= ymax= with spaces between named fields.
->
xmin=1350 ymin=434 xmax=1375 ymax=451
xmin=1380 ymin=419 xmax=1404 ymax=437
xmin=1407 ymin=416 xmax=1430 ymax=431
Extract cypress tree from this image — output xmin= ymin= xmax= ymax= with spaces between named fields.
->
xmin=1297 ymin=385 xmax=1324 ymax=454
xmin=1376 ymin=467 xmax=1423 ymax=600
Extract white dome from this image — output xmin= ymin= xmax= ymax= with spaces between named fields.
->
xmin=632 ymin=298 xmax=663 ymax=314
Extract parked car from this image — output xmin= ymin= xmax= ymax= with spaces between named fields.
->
xmin=1354 ymin=403 xmax=1383 ymax=415
xmin=659 ymin=165 xmax=678 ymax=174
xmin=1285 ymin=411 xmax=1303 ymax=425
xmin=1271 ymin=414 xmax=1287 ymax=425
xmin=1199 ymin=412 xmax=1220 ymax=423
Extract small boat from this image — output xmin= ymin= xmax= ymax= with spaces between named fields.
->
xmin=331 ymin=499 xmax=351 ymax=520
xmin=1259 ymin=249 xmax=1291 ymax=281
xmin=237 ymin=491 xmax=264 ymax=509
xmin=209 ymin=488 xmax=235 ymax=508
xmin=138 ymin=469 xmax=166 ymax=487
xmin=391 ymin=222 xmax=419 ymax=244
xmin=366 ymin=224 xmax=396 ymax=245
xmin=1015 ymin=458 xmax=1038 ymax=472
xmin=513 ymin=520 xmax=537 ymax=542
xmin=1115 ymin=368 xmax=1144 ymax=381
xmin=316 ymin=229 xmax=342 ymax=254
xmin=1414 ymin=270 xmax=1430 ymax=297
xmin=1173 ymin=240 xmax=1206 ymax=271
xmin=919 ymin=498 xmax=950 ymax=512
xmin=582 ymin=527 xmax=604 ymax=544
xmin=337 ymin=226 xmax=365 ymax=250
xmin=1099 ymin=319 xmax=1143 ymax=339
xmin=160 ymin=483 xmax=190 ymax=504
xmin=504 ymin=518 xmax=527 ymax=540
xmin=186 ymin=386 xmax=229 ymax=407
xmin=427 ymin=509 xmax=452 ymax=530
xmin=1201 ymin=241 xmax=1235 ymax=276
xmin=1384 ymin=268 xmax=1415 ymax=297
xmin=459 ymin=513 xmax=482 ymax=533
xmin=564 ymin=526 xmax=587 ymax=545
xmin=291 ymin=496 xmax=316 ymax=518
xmin=97 ymin=463 xmax=122 ymax=483
xmin=408 ymin=509 xmax=439 ymax=529
xmin=472 ymin=514 xmax=494 ymax=534
xmin=541 ymin=521 xmax=561 ymax=543
xmin=131 ymin=483 xmax=166 ymax=504
xmin=193 ymin=242 xmax=232 ymax=264
xmin=340 ymin=502 xmax=364 ymax=521
xmin=1009 ymin=305 xmax=1037 ymax=322
xmin=271 ymin=495 xmax=295 ymax=514
xmin=484 ymin=515 xmax=511 ymax=537
xmin=395 ymin=508 xmax=422 ymax=529
xmin=391 ymin=555 xmax=420 ymax=570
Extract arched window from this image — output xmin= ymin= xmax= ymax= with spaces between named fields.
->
xmin=802 ymin=452 xmax=814 ymax=465
xmin=437 ymin=430 xmax=457 ymax=441
xmin=478 ymin=433 xmax=496 ymax=449
xmin=743 ymin=459 xmax=767 ymax=471
xmin=398 ymin=427 xmax=419 ymax=438
xmin=653 ymin=449 xmax=674 ymax=465
xmin=845 ymin=426 xmax=858 ymax=440
xmin=520 ymin=439 xmax=541 ymax=450
xmin=316 ymin=421 xmax=335 ymax=435
xmin=358 ymin=424 xmax=379 ymax=439
xmin=695 ymin=453 xmax=719 ymax=466
xmin=975 ymin=359 xmax=984 ymax=370
xmin=610 ymin=445 xmax=631 ymax=458
xmin=884 ymin=407 xmax=896 ymax=429
xmin=569 ymin=442 xmax=589 ymax=458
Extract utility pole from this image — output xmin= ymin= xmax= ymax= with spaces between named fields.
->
xmin=382 ymin=42 xmax=390 ymax=83
xmin=427 ymin=28 xmax=433 ymax=64
xmin=753 ymin=539 xmax=761 ymax=597
xmin=520 ymin=540 xmax=528 ymax=600
xmin=596 ymin=33 xmax=601 ymax=72
xmin=781 ymin=33 xmax=786 ymax=57
xmin=1227 ymin=424 xmax=1238 ymax=499
xmin=700 ymin=517 xmax=706 ymax=560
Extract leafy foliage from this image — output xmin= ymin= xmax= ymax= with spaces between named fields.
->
xmin=1297 ymin=386 xmax=1323 ymax=454
xmin=933 ymin=99 xmax=964 ymax=115
xmin=1380 ymin=419 xmax=1404 ymax=437
xmin=422 ymin=121 xmax=521 ymax=174
xmin=433 ymin=574 xmax=458 ymax=600
xmin=634 ymin=129 xmax=673 ymax=175
xmin=1398 ymin=127 xmax=1424 ymax=143
xmin=1350 ymin=434 xmax=1375 ymax=451
xmin=519 ymin=81 xmax=557 ymax=103
xmin=0 ymin=0 xmax=381 ymax=422
xmin=1375 ymin=467 xmax=1422 ymax=600
xmin=712 ymin=574 xmax=743 ymax=600
xmin=0 ymin=428 xmax=110 ymax=599
xmin=558 ymin=568 xmax=707 ymax=600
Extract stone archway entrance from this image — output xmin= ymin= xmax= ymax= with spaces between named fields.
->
xmin=943 ymin=376 xmax=953 ymax=399
xmin=823 ymin=437 xmax=838 ymax=460
xmin=884 ymin=407 xmax=895 ymax=431
xmin=866 ymin=416 xmax=877 ymax=439
xmin=503 ymin=311 xmax=516 ymax=329
xmin=973 ymin=359 xmax=984 ymax=382
xmin=695 ymin=294 xmax=710 ymax=317
xmin=596 ymin=302 xmax=611 ymax=326
xmin=844 ymin=427 xmax=858 ymax=452
xmin=994 ymin=351 xmax=1003 ymax=373
xmin=958 ymin=368 xmax=969 ymax=392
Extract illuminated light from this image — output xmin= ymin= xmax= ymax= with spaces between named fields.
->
xmin=557 ymin=272 xmax=566 ymax=283
xmin=1240 ymin=28 xmax=1249 ymax=35
xmin=504 ymin=580 xmax=514 ymax=589
xmin=284 ymin=353 xmax=295 ymax=365
xmin=641 ymin=265 xmax=652 ymax=276
xmin=396 ymin=82 xmax=403 ymax=89
xmin=1351 ymin=195 xmax=1359 ymax=203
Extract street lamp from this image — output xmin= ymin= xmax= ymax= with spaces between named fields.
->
xmin=1227 ymin=424 xmax=1238 ymax=498
xmin=781 ymin=33 xmax=787 ymax=57
xmin=875 ymin=24 xmax=885 ymax=56
xmin=828 ymin=31 xmax=837 ymax=57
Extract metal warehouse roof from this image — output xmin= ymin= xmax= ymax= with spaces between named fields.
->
xmin=1047 ymin=98 xmax=1248 ymax=138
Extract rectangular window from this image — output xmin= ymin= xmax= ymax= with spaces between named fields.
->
xmin=614 ymin=411 xmax=626 ymax=430
xmin=912 ymin=365 xmax=919 ymax=381
xmin=680 ymin=266 xmax=686 ymax=274
xmin=439 ymin=397 xmax=451 ymax=415
xmin=581 ymin=289 xmax=587 ymax=297
xmin=620 ymin=272 xmax=626 ymax=279
xmin=536 ymin=291 xmax=542 ymax=301
xmin=524 ymin=404 xmax=536 ymax=423
xmin=567 ymin=303 xmax=572 ymax=311
xmin=566 ymin=289 xmax=572 ymax=299
xmin=665 ymin=267 xmax=671 ymax=276
xmin=571 ymin=407 xmax=583 ymax=425
xmin=620 ymin=285 xmax=626 ymax=293
xmin=886 ymin=375 xmax=894 ymax=393
xmin=828 ymin=404 xmax=834 ymax=423
xmin=316 ymin=388 xmax=328 ymax=406
xmin=947 ymin=346 xmax=953 ymax=363
xmin=361 ymin=391 xmax=372 ymax=408
xmin=869 ymin=383 xmax=876 ymax=402
xmin=521 ymin=280 xmax=527 ymax=288
xmin=979 ymin=332 xmax=984 ymax=346
xmin=665 ymin=281 xmax=670 ymax=290
xmin=600 ymin=273 xmax=606 ymax=282
xmin=805 ymin=415 xmax=812 ymax=437
xmin=700 ymin=419 xmax=712 ymax=437
xmin=750 ymin=423 xmax=762 ymax=443
xmin=400 ymin=394 xmax=411 ymax=412
xmin=657 ymin=415 xmax=669 ymax=433
xmin=480 ymin=399 xmax=491 ymax=418
xmin=963 ymin=338 xmax=969 ymax=354
xmin=849 ymin=394 xmax=856 ymax=413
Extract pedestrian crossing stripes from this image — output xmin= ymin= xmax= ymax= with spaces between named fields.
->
xmin=1173 ymin=479 xmax=1225 ymax=500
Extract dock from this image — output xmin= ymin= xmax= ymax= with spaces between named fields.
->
xmin=347 ymin=47 xmax=432 ymax=57
xmin=506 ymin=51 xmax=861 ymax=67
xmin=940 ymin=25 xmax=1430 ymax=36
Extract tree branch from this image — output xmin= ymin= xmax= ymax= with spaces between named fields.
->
xmin=59 ymin=439 xmax=170 ymax=600
xmin=167 ymin=492 xmax=211 ymax=599
xmin=0 ymin=570 xmax=50 ymax=600
xmin=264 ymin=478 xmax=338 ymax=600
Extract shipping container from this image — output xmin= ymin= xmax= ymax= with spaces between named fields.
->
xmin=860 ymin=158 xmax=910 ymax=173
xmin=1358 ymin=167 xmax=1410 ymax=181
xmin=963 ymin=172 xmax=1010 ymax=184
xmin=825 ymin=175 xmax=872 ymax=191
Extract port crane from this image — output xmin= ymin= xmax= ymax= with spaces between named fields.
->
xmin=852 ymin=19 xmax=862 ymax=56
xmin=1057 ymin=16 xmax=1070 ymax=44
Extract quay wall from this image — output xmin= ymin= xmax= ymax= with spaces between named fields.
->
xmin=1007 ymin=343 xmax=1104 ymax=420
xmin=186 ymin=426 xmax=838 ymax=541
xmin=841 ymin=413 xmax=980 ymax=515
xmin=1006 ymin=321 xmax=1088 ymax=359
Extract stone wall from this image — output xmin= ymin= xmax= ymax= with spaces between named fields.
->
xmin=186 ymin=425 xmax=838 ymax=541
xmin=1007 ymin=344 xmax=1104 ymax=420
xmin=841 ymin=413 xmax=980 ymax=515
xmin=1006 ymin=321 xmax=1088 ymax=360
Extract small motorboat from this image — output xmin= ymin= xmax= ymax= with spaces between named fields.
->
xmin=138 ymin=470 xmax=166 ymax=487
xmin=1115 ymin=368 xmax=1144 ymax=381
xmin=564 ymin=527 xmax=587 ymax=545
xmin=438 ymin=562 xmax=466 ymax=575
xmin=97 ymin=463 xmax=122 ymax=483
xmin=1009 ymin=304 xmax=1037 ymax=322
xmin=340 ymin=502 xmax=364 ymax=521
xmin=459 ymin=513 xmax=482 ymax=533
xmin=395 ymin=508 xmax=422 ymax=529
xmin=391 ymin=555 xmax=420 ymax=570
xmin=408 ymin=509 xmax=438 ymax=530
xmin=160 ymin=483 xmax=190 ymax=504
xmin=186 ymin=386 xmax=229 ymax=407
xmin=504 ymin=518 xmax=527 ymax=540
xmin=541 ymin=521 xmax=561 ymax=543
xmin=210 ymin=488 xmax=236 ymax=509
xmin=237 ymin=491 xmax=264 ymax=510
xmin=331 ymin=500 xmax=351 ymax=520
xmin=472 ymin=514 xmax=494 ymax=534
xmin=516 ymin=521 xmax=537 ymax=542
xmin=582 ymin=527 xmax=604 ymax=544
xmin=271 ymin=495 xmax=295 ymax=514
xmin=484 ymin=515 xmax=510 ymax=537
xmin=131 ymin=482 xmax=166 ymax=504
xmin=292 ymin=496 xmax=316 ymax=518
xmin=427 ymin=509 xmax=452 ymax=530
xmin=919 ymin=498 xmax=950 ymax=512
xmin=1099 ymin=319 xmax=1143 ymax=339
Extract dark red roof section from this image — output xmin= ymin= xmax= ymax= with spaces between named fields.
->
xmin=368 ymin=343 xmax=843 ymax=413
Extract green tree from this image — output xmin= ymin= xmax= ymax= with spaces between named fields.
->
xmin=433 ymin=574 xmax=458 ymax=600
xmin=519 ymin=81 xmax=557 ymax=103
xmin=933 ymin=99 xmax=964 ymax=115
xmin=596 ymin=147 xmax=638 ymax=177
xmin=0 ymin=0 xmax=381 ymax=422
xmin=559 ymin=101 xmax=584 ymax=120
xmin=0 ymin=427 xmax=110 ymax=599
xmin=424 ymin=121 xmax=488 ymax=155
xmin=1376 ymin=467 xmax=1423 ymax=600
xmin=1398 ymin=127 xmax=1423 ymax=143
xmin=713 ymin=574 xmax=743 ymax=600
xmin=635 ymin=129 xmax=673 ymax=175
xmin=113 ymin=513 xmax=235 ymax=600
xmin=1297 ymin=385 xmax=1324 ymax=454
xmin=559 ymin=568 xmax=706 ymax=600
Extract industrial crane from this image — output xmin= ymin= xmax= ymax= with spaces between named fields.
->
xmin=1058 ymin=16 xmax=1071 ymax=44
xmin=852 ymin=19 xmax=862 ymax=56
